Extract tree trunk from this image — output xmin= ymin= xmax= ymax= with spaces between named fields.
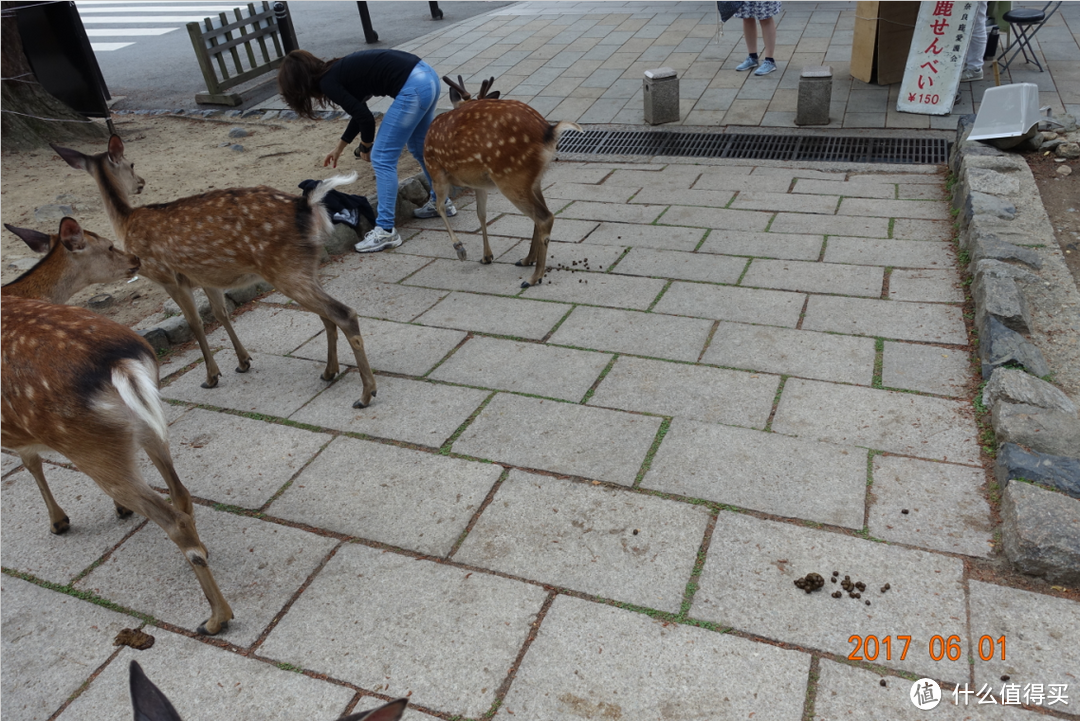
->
xmin=1 ymin=4 xmax=108 ymax=151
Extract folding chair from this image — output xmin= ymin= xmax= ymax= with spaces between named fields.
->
xmin=999 ymin=1 xmax=1063 ymax=72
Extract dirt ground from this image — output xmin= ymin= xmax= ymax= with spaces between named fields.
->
xmin=1 ymin=115 xmax=420 ymax=327
xmin=1027 ymin=150 xmax=1080 ymax=289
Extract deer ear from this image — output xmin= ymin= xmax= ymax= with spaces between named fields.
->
xmin=340 ymin=698 xmax=408 ymax=721
xmin=107 ymin=134 xmax=126 ymax=163
xmin=51 ymin=143 xmax=88 ymax=171
xmin=449 ymin=86 xmax=462 ymax=105
xmin=58 ymin=217 xmax=87 ymax=252
xmin=487 ymin=91 xmax=501 ymax=100
xmin=4 ymin=224 xmax=53 ymax=253
xmin=129 ymin=661 xmax=184 ymax=721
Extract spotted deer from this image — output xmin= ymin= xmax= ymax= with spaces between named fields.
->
xmin=129 ymin=661 xmax=407 ymax=720
xmin=3 ymin=216 xmax=140 ymax=304
xmin=423 ymin=76 xmax=582 ymax=288
xmin=2 ymin=295 xmax=233 ymax=635
xmin=52 ymin=135 xmax=377 ymax=408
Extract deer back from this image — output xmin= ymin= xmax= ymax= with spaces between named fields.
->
xmin=2 ymin=217 xmax=140 ymax=304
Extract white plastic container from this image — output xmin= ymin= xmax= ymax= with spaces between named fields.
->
xmin=968 ymin=83 xmax=1041 ymax=141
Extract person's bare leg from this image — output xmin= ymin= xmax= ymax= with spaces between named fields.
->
xmin=760 ymin=17 xmax=777 ymax=58
xmin=743 ymin=17 xmax=758 ymax=55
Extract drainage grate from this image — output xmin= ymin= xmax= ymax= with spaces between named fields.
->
xmin=557 ymin=130 xmax=949 ymax=164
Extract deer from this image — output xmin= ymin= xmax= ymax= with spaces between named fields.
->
xmin=51 ymin=135 xmax=377 ymax=409
xmin=3 ymin=216 xmax=140 ymax=304
xmin=423 ymin=75 xmax=583 ymax=289
xmin=2 ymin=295 xmax=233 ymax=635
xmin=129 ymin=661 xmax=408 ymax=720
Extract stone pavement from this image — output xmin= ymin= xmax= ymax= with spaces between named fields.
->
xmin=5 ymin=157 xmax=1079 ymax=719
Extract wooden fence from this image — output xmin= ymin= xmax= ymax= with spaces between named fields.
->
xmin=187 ymin=2 xmax=298 ymax=106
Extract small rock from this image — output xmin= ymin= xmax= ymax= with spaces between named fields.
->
xmin=324 ymin=223 xmax=360 ymax=255
xmin=1056 ymin=142 xmax=1080 ymax=159
xmin=33 ymin=204 xmax=74 ymax=222
xmin=1001 ymin=482 xmax=1080 ymax=584
xmin=968 ymin=236 xmax=1042 ymax=270
xmin=137 ymin=327 xmax=170 ymax=351
xmin=230 ymin=144 xmax=245 ymax=152
xmin=228 ymin=127 xmax=249 ymax=138
xmin=978 ymin=315 xmax=1051 ymax=379
xmin=967 ymin=191 xmax=1016 ymax=220
xmin=972 ymin=269 xmax=1031 ymax=335
xmin=1057 ymin=165 xmax=1073 ymax=176
xmin=7 ymin=257 xmax=37 ymax=271
xmin=86 ymin=293 xmax=114 ymax=310
xmin=995 ymin=443 xmax=1080 ymax=499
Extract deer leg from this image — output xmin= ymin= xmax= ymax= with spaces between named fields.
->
xmin=475 ymin=189 xmax=493 ymax=264
xmin=432 ymin=172 xmax=467 ymax=261
xmin=163 ymin=283 xmax=221 ymax=388
xmin=204 ymin=287 xmax=252 ymax=374
xmin=320 ymin=316 xmax=341 ymax=381
xmin=20 ymin=451 xmax=70 ymax=534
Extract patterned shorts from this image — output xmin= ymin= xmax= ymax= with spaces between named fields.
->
xmin=734 ymin=1 xmax=782 ymax=19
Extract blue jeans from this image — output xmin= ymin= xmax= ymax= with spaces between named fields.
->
xmin=370 ymin=60 xmax=439 ymax=231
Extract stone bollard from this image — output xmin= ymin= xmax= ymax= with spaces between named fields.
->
xmin=796 ymin=65 xmax=832 ymax=126
xmin=643 ymin=67 xmax=679 ymax=125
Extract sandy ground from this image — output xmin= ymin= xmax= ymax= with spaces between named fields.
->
xmin=1 ymin=115 xmax=420 ymax=326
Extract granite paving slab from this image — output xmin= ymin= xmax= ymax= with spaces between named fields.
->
xmin=603 ymin=167 xmax=702 ymax=188
xmin=629 ymin=186 xmax=736 ymax=208
xmin=968 ymin=581 xmax=1080 ymax=699
xmin=323 ymin=252 xmax=435 ymax=285
xmin=290 ymin=375 xmax=489 ymax=448
xmin=583 ymin=221 xmax=705 ymax=251
xmin=75 ymin=509 xmax=337 ymax=646
xmin=772 ymin=378 xmax=980 ymax=465
xmin=399 ymin=210 xmax=485 ymax=234
xmin=868 ymin=455 xmax=993 ymax=556
xmin=414 ymin=291 xmax=570 ymax=339
xmin=558 ymin=200 xmax=667 ymax=224
xmin=610 ymin=247 xmax=746 ymax=283
xmin=742 ymin=258 xmax=884 ymax=297
xmin=882 ymin=342 xmax=970 ymax=397
xmin=693 ymin=171 xmax=793 ymax=193
xmin=521 ymin=270 xmax=666 ymax=309
xmin=269 ymin=437 xmax=500 ymax=556
xmin=839 ymin=198 xmax=951 ymax=220
xmin=1 ymin=452 xmax=21 ymax=477
xmin=813 ymin=659 xmax=1039 ymax=720
xmin=704 ymin=321 xmax=876 ymax=385
xmin=1 ymin=576 xmax=133 ymax=721
xmin=57 ymin=628 xmax=356 ymax=721
xmin=258 ymin=543 xmax=547 ymax=718
xmin=657 ymin=205 xmax=773 ymax=231
xmin=456 ymin=470 xmax=709 ymax=612
xmin=404 ymin=257 xmax=541 ymax=295
xmin=545 ymin=181 xmax=638 ymax=203
xmin=452 ymin=393 xmax=662 ymax=485
xmin=548 ymin=305 xmax=711 ymax=362
xmin=588 ymin=355 xmax=778 ymax=428
xmin=1 ymin=467 xmax=141 ymax=585
xmin=692 ymin=510 xmax=970 ymax=682
xmin=486 ymin=213 xmax=601 ymax=243
xmin=802 ymin=296 xmax=969 ymax=344
xmin=390 ymin=229 xmax=523 ymax=262
xmin=889 ymin=268 xmax=964 ymax=303
xmin=162 ymin=351 xmax=334 ymax=418
xmin=770 ymin=212 xmax=890 ymax=238
xmin=542 ymin=240 xmax=628 ymax=271
xmin=137 ymin=408 xmax=329 ymax=509
xmin=653 ymin=281 xmax=805 ymax=327
xmin=498 ymin=595 xmax=810 ymax=720
xmin=791 ymin=178 xmax=898 ymax=198
xmin=823 ymin=237 xmax=954 ymax=268
xmin=205 ymin=305 xmax=321 ymax=356
xmin=892 ymin=218 xmax=953 ymax=242
xmin=430 ymin=336 xmax=611 ymax=401
xmin=643 ymin=418 xmax=867 ymax=528
xmin=730 ymin=191 xmax=840 ymax=214
xmin=697 ymin=229 xmax=824 ymax=260
xmin=293 ymin=317 xmax=467 ymax=377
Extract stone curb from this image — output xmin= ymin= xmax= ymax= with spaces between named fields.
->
xmin=950 ymin=116 xmax=1080 ymax=583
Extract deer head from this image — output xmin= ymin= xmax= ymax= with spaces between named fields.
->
xmin=442 ymin=75 xmax=501 ymax=108
xmin=52 ymin=135 xmax=145 ymax=202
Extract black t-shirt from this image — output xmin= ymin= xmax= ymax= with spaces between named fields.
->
xmin=318 ymin=49 xmax=421 ymax=145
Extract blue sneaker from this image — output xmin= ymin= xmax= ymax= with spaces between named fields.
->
xmin=736 ymin=56 xmax=759 ymax=71
xmin=754 ymin=59 xmax=778 ymax=76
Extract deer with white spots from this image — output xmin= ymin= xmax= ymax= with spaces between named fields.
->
xmin=1 ymin=258 xmax=233 ymax=636
xmin=423 ymin=76 xmax=582 ymax=289
xmin=51 ymin=135 xmax=377 ymax=408
xmin=3 ymin=216 xmax=140 ymax=304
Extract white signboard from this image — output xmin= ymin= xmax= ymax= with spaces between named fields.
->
xmin=897 ymin=1 xmax=977 ymax=115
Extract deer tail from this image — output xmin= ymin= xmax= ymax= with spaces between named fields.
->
xmin=307 ymin=172 xmax=359 ymax=209
xmin=111 ymin=357 xmax=168 ymax=444
xmin=551 ymin=121 xmax=583 ymax=143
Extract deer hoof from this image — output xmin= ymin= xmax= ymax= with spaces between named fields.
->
xmin=520 ymin=280 xmax=532 ymax=289
xmin=453 ymin=242 xmax=467 ymax=261
xmin=200 ymin=375 xmax=220 ymax=389
xmin=115 ymin=504 xmax=133 ymax=519
xmin=235 ymin=359 xmax=251 ymax=374
xmin=352 ymin=398 xmax=368 ymax=409
xmin=196 ymin=618 xmax=229 ymax=636
xmin=51 ymin=516 xmax=71 ymax=535
xmin=481 ymin=255 xmax=493 ymax=265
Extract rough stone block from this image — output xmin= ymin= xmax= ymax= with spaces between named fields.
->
xmin=992 ymin=402 xmax=1080 ymax=458
xmin=984 ymin=367 xmax=1077 ymax=416
xmin=643 ymin=68 xmax=679 ymax=125
xmin=324 ymin=223 xmax=360 ymax=255
xmin=978 ymin=315 xmax=1051 ymax=379
xmin=137 ymin=327 xmax=170 ymax=351
xmin=225 ymin=279 xmax=274 ymax=306
xmin=967 ymin=167 xmax=1021 ymax=196
xmin=972 ymin=268 xmax=1031 ymax=334
xmin=1000 ymin=482 xmax=1080 ymax=584
xmin=968 ymin=233 xmax=1043 ymax=269
xmin=995 ymin=443 xmax=1080 ymax=499
xmin=966 ymin=191 xmax=1016 ymax=221
xmin=795 ymin=68 xmax=831 ymax=126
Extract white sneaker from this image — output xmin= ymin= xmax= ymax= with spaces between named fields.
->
xmin=354 ymin=226 xmax=402 ymax=253
xmin=413 ymin=197 xmax=457 ymax=219
xmin=960 ymin=67 xmax=983 ymax=82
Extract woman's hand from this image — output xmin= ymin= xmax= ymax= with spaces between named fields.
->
xmin=323 ymin=139 xmax=348 ymax=168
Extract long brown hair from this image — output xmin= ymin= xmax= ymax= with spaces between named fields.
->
xmin=277 ymin=50 xmax=338 ymax=119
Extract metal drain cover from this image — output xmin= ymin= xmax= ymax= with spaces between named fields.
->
xmin=557 ymin=130 xmax=949 ymax=164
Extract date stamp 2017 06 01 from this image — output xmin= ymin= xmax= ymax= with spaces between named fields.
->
xmin=848 ymin=634 xmax=1006 ymax=663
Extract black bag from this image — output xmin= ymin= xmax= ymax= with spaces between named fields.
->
xmin=717 ymin=1 xmax=743 ymax=22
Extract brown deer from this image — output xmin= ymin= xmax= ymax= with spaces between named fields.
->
xmin=3 ymin=216 xmax=140 ymax=304
xmin=2 ymin=296 xmax=233 ymax=635
xmin=51 ymin=135 xmax=377 ymax=408
xmin=423 ymin=76 xmax=582 ymax=288
xmin=129 ymin=660 xmax=407 ymax=720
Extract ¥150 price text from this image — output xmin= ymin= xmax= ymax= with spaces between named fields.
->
xmin=848 ymin=635 xmax=1006 ymax=662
